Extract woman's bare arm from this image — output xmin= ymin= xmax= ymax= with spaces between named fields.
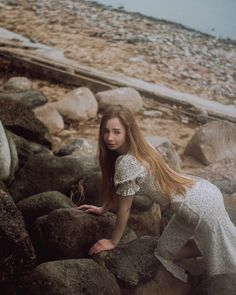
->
xmin=88 ymin=194 xmax=134 ymax=255
xmin=111 ymin=195 xmax=134 ymax=245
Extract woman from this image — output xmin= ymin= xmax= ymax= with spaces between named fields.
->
xmin=79 ymin=105 xmax=236 ymax=282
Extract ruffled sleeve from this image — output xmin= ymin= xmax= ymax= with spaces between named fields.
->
xmin=114 ymin=154 xmax=147 ymax=196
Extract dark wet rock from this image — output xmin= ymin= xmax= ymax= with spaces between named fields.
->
xmin=28 ymin=141 xmax=52 ymax=155
xmin=192 ymin=273 xmax=236 ymax=295
xmin=52 ymin=152 xmax=102 ymax=205
xmin=0 ymin=181 xmax=8 ymax=192
xmin=0 ymin=190 xmax=36 ymax=286
xmin=21 ymin=259 xmax=121 ymax=295
xmin=33 ymin=208 xmax=136 ymax=261
xmin=10 ymin=132 xmax=52 ymax=170
xmin=128 ymin=203 xmax=161 ymax=237
xmin=9 ymin=154 xmax=84 ymax=202
xmin=132 ymin=194 xmax=153 ymax=211
xmin=0 ymin=90 xmax=48 ymax=109
xmin=95 ymin=236 xmax=160 ymax=289
xmin=9 ymin=132 xmax=34 ymax=169
xmin=10 ymin=153 xmax=102 ymax=204
xmin=16 ymin=191 xmax=77 ymax=227
xmin=0 ymin=99 xmax=51 ymax=148
xmin=79 ymin=168 xmax=102 ymax=206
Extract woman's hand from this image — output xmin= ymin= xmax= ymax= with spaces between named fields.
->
xmin=78 ymin=204 xmax=104 ymax=215
xmin=89 ymin=239 xmax=116 ymax=255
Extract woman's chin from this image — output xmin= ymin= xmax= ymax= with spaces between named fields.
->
xmin=107 ymin=145 xmax=117 ymax=150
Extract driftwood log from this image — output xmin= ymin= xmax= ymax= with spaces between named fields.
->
xmin=0 ymin=28 xmax=235 ymax=123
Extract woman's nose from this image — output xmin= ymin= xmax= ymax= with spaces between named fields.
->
xmin=107 ymin=133 xmax=114 ymax=141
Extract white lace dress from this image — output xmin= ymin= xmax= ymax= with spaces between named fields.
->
xmin=114 ymin=153 xmax=236 ymax=282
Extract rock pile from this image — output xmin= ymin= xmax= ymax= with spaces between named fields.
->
xmin=0 ymin=76 xmax=236 ymax=294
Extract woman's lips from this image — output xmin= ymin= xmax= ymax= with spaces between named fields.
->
xmin=107 ymin=143 xmax=116 ymax=148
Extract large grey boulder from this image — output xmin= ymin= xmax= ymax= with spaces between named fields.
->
xmin=0 ymin=190 xmax=36 ymax=287
xmin=52 ymin=87 xmax=98 ymax=121
xmin=21 ymin=259 xmax=121 ymax=295
xmin=0 ymin=123 xmax=19 ymax=183
xmin=96 ymin=87 xmax=143 ymax=113
xmin=146 ymin=135 xmax=182 ymax=172
xmin=5 ymin=130 xmax=19 ymax=184
xmin=0 ymin=120 xmax=11 ymax=180
xmin=185 ymin=121 xmax=236 ymax=165
xmin=33 ymin=208 xmax=136 ymax=261
xmin=34 ymin=104 xmax=64 ymax=134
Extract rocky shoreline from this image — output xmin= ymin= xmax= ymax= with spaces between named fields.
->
xmin=0 ymin=0 xmax=236 ymax=106
xmin=1 ymin=1 xmax=236 ymax=292
xmin=0 ymin=74 xmax=236 ymax=295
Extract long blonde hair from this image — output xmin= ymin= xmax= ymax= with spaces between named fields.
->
xmin=99 ymin=105 xmax=193 ymax=204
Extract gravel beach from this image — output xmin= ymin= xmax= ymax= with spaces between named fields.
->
xmin=0 ymin=0 xmax=235 ymax=105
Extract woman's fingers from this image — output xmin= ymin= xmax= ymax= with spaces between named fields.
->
xmin=78 ymin=205 xmax=102 ymax=215
xmin=89 ymin=244 xmax=101 ymax=255
xmin=89 ymin=246 xmax=98 ymax=255
xmin=78 ymin=204 xmax=91 ymax=210
xmin=89 ymin=239 xmax=115 ymax=255
xmin=87 ymin=208 xmax=96 ymax=213
xmin=78 ymin=205 xmax=96 ymax=213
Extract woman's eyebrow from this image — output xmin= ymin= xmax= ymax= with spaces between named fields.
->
xmin=104 ymin=127 xmax=121 ymax=131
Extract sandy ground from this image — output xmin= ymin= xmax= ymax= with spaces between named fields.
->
xmin=1 ymin=0 xmax=235 ymax=171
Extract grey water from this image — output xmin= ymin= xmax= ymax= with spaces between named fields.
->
xmin=87 ymin=0 xmax=236 ymax=40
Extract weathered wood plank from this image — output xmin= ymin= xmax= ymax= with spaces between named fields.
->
xmin=0 ymin=30 xmax=235 ymax=123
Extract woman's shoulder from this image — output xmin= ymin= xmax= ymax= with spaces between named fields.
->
xmin=115 ymin=153 xmax=137 ymax=166
xmin=114 ymin=153 xmax=147 ymax=184
xmin=115 ymin=153 xmax=145 ymax=172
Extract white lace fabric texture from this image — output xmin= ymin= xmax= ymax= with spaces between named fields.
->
xmin=114 ymin=153 xmax=236 ymax=282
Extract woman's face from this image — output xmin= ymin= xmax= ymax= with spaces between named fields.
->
xmin=103 ymin=117 xmax=128 ymax=154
